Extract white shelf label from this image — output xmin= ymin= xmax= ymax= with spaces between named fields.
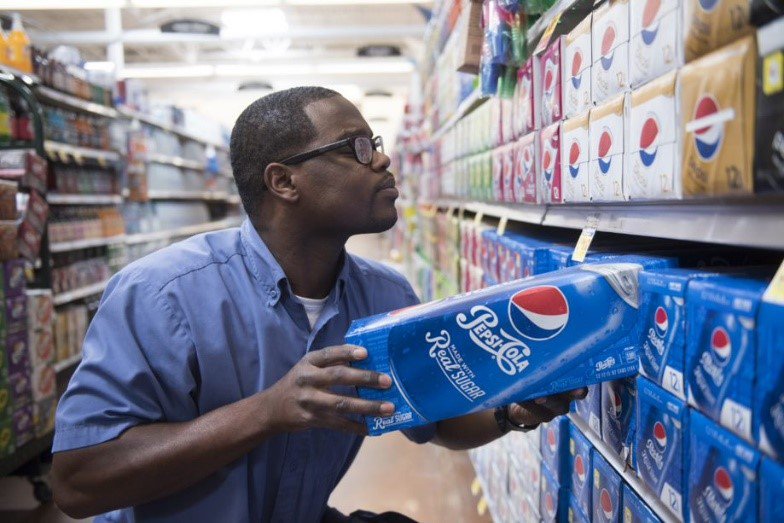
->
xmin=572 ymin=215 xmax=599 ymax=263
xmin=763 ymin=259 xmax=784 ymax=306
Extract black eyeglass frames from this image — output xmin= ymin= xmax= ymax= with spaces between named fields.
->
xmin=279 ymin=135 xmax=384 ymax=166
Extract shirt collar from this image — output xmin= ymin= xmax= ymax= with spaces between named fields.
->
xmin=240 ymin=218 xmax=353 ymax=306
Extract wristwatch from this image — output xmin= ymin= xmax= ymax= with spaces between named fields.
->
xmin=494 ymin=405 xmax=540 ymax=434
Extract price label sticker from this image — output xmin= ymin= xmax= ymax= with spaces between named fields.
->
xmin=446 ymin=206 xmax=455 ymax=219
xmin=73 ymin=152 xmax=84 ymax=165
xmin=572 ymin=216 xmax=599 ymax=263
xmin=476 ymin=497 xmax=488 ymax=516
xmin=497 ymin=215 xmax=509 ymax=236
xmin=97 ymin=156 xmax=108 ymax=168
xmin=458 ymin=206 xmax=466 ymax=222
xmin=763 ymin=259 xmax=784 ymax=306
xmin=57 ymin=150 xmax=70 ymax=164
xmin=470 ymin=477 xmax=481 ymax=496
xmin=534 ymin=11 xmax=562 ymax=55
xmin=473 ymin=211 xmax=484 ymax=226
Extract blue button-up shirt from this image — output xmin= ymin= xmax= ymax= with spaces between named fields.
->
xmin=53 ymin=219 xmax=434 ymax=523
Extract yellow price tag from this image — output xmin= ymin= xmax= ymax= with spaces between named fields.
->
xmin=534 ymin=11 xmax=563 ymax=55
xmin=73 ymin=152 xmax=84 ymax=165
xmin=497 ymin=215 xmax=509 ymax=236
xmin=97 ymin=156 xmax=108 ymax=168
xmin=763 ymin=259 xmax=784 ymax=306
xmin=445 ymin=206 xmax=455 ymax=219
xmin=57 ymin=149 xmax=70 ymax=164
xmin=476 ymin=497 xmax=488 ymax=516
xmin=473 ymin=211 xmax=484 ymax=226
xmin=763 ymin=51 xmax=783 ymax=95
xmin=470 ymin=477 xmax=482 ymax=496
xmin=572 ymin=225 xmax=597 ymax=263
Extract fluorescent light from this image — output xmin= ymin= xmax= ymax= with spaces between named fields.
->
xmin=221 ymin=8 xmax=288 ymax=38
xmin=121 ymin=65 xmax=214 ymax=79
xmin=317 ymin=59 xmax=414 ymax=74
xmin=214 ymin=63 xmax=313 ymax=76
xmin=84 ymin=61 xmax=116 ymax=72
xmin=2 ymin=0 xmax=124 ymax=8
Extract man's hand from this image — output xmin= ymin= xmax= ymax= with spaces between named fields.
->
xmin=263 ymin=344 xmax=394 ymax=435
xmin=508 ymin=388 xmax=589 ymax=427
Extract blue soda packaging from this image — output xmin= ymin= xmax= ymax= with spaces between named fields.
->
xmin=755 ymin=299 xmax=784 ymax=459
xmin=622 ymin=483 xmax=662 ymax=523
xmin=570 ymin=422 xmax=593 ymax=518
xmin=686 ymin=275 xmax=768 ymax=443
xmin=572 ymin=383 xmax=602 ymax=435
xmin=550 ymin=245 xmax=579 ymax=270
xmin=593 ymin=451 xmax=622 ymax=523
xmin=636 ymin=376 xmax=689 ymax=522
xmin=541 ymin=463 xmax=568 ymax=522
xmin=760 ymin=456 xmax=784 ymax=523
xmin=542 ymin=416 xmax=571 ymax=484
xmin=348 ymin=263 xmax=645 ymax=435
xmin=568 ymin=493 xmax=591 ymax=523
xmin=688 ymin=410 xmax=760 ymax=523
xmin=601 ymin=377 xmax=637 ymax=460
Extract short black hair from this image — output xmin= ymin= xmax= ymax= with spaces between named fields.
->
xmin=230 ymin=86 xmax=341 ymax=217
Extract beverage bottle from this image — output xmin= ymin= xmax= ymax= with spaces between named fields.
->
xmin=8 ymin=14 xmax=32 ymax=74
xmin=0 ymin=88 xmax=11 ymax=145
xmin=0 ymin=28 xmax=9 ymax=67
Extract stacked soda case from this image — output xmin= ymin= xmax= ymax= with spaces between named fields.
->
xmin=53 ymin=304 xmax=89 ymax=367
xmin=48 ymin=206 xmax=125 ymax=244
xmin=436 ymin=1 xmax=784 ymax=202
xmin=25 ymin=290 xmax=56 ymax=439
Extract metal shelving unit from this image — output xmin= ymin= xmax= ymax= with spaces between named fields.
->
xmin=431 ymin=89 xmax=487 ymax=144
xmin=146 ymin=153 xmax=205 ymax=171
xmin=124 ymin=218 xmax=242 ymax=246
xmin=49 ymin=235 xmax=127 ymax=253
xmin=118 ymin=107 xmax=228 ymax=151
xmin=53 ymin=280 xmax=109 ymax=306
xmin=44 ymin=141 xmax=121 ymax=164
xmin=146 ymin=189 xmax=229 ymax=201
xmin=35 ymin=85 xmax=118 ymax=119
xmin=47 ymin=193 xmax=123 ymax=205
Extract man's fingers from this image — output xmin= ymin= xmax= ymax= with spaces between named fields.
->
xmin=510 ymin=402 xmax=559 ymax=425
xmin=308 ymin=345 xmax=367 ymax=368
xmin=314 ymin=391 xmax=395 ymax=417
xmin=312 ymin=366 xmax=392 ymax=389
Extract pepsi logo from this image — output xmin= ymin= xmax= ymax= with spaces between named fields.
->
xmin=598 ymin=130 xmax=613 ymax=174
xmin=693 ymin=96 xmax=724 ymax=162
xmin=639 ymin=116 xmax=660 ymax=168
xmin=544 ymin=58 xmax=558 ymax=94
xmin=547 ymin=426 xmax=557 ymax=452
xmin=569 ymin=141 xmax=581 ymax=179
xmin=543 ymin=143 xmax=555 ymax=182
xmin=698 ymin=0 xmax=719 ymax=12
xmin=654 ymin=306 xmax=669 ymax=337
xmin=601 ymin=24 xmax=616 ymax=70
xmin=611 ymin=390 xmax=623 ymax=419
xmin=711 ymin=326 xmax=732 ymax=362
xmin=545 ymin=492 xmax=556 ymax=518
xmin=509 ymin=286 xmax=569 ymax=340
xmin=523 ymin=146 xmax=534 ymax=174
xmin=641 ymin=0 xmax=661 ymax=45
xmin=601 ymin=488 xmax=614 ymax=520
xmin=654 ymin=421 xmax=667 ymax=448
xmin=575 ymin=454 xmax=587 ymax=484
xmin=571 ymin=51 xmax=583 ymax=89
xmin=714 ymin=467 xmax=734 ymax=502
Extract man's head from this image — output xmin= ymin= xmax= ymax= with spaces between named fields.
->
xmin=230 ymin=87 xmax=398 ymax=237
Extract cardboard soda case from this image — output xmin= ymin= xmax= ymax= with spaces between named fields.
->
xmin=518 ymin=56 xmax=543 ymax=135
xmin=590 ymin=94 xmax=627 ymax=202
xmin=31 ymin=363 xmax=55 ymax=403
xmin=636 ymin=377 xmax=689 ymax=522
xmin=33 ymin=396 xmax=56 ymax=438
xmin=348 ymin=263 xmax=645 ymax=435
xmin=572 ymin=383 xmax=602 ymax=435
xmin=569 ymin=494 xmax=591 ymax=523
xmin=755 ymin=298 xmax=784 ymax=459
xmin=562 ymin=110 xmax=591 ymax=203
xmin=602 ymin=377 xmax=637 ymax=459
xmin=630 ymin=0 xmax=684 ymax=88
xmin=760 ymin=456 xmax=784 ymax=523
xmin=13 ymin=403 xmax=33 ymax=446
xmin=1 ymin=259 xmax=26 ymax=299
xmin=564 ymin=16 xmax=593 ymax=118
xmin=680 ymin=36 xmax=756 ymax=196
xmin=592 ymin=0 xmax=630 ymax=104
xmin=622 ymin=483 xmax=663 ymax=523
xmin=6 ymin=295 xmax=27 ymax=334
xmin=754 ymin=17 xmax=784 ymax=193
xmin=542 ymin=416 xmax=571 ymax=485
xmin=540 ymin=122 xmax=564 ymax=203
xmin=541 ymin=36 xmax=565 ymax=127
xmin=516 ymin=132 xmax=540 ymax=203
xmin=593 ymin=451 xmax=622 ymax=523
xmin=9 ymin=370 xmax=31 ymax=410
xmin=688 ymin=410 xmax=760 ymax=523
xmin=683 ymin=0 xmax=753 ymax=62
xmin=570 ymin=422 xmax=593 ymax=519
xmin=541 ymin=463 xmax=568 ymax=522
xmin=685 ymin=275 xmax=767 ymax=443
xmin=626 ymin=71 xmax=682 ymax=200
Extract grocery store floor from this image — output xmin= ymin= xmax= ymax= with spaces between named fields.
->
xmin=0 ymin=234 xmax=491 ymax=523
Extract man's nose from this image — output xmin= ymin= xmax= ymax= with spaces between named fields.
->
xmin=371 ymin=150 xmax=391 ymax=172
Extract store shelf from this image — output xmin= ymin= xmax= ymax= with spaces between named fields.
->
xmin=146 ymin=153 xmax=205 ymax=171
xmin=47 ymin=193 xmax=123 ymax=205
xmin=36 ymin=85 xmax=118 ymax=118
xmin=44 ymin=141 xmax=121 ymax=164
xmin=430 ymin=89 xmax=487 ymax=144
xmin=119 ymin=107 xmax=228 ymax=151
xmin=226 ymin=194 xmax=242 ymax=205
xmin=0 ymin=64 xmax=39 ymax=84
xmin=125 ymin=218 xmax=242 ymax=246
xmin=569 ymin=415 xmax=679 ymax=523
xmin=0 ymin=431 xmax=54 ymax=478
xmin=527 ymin=0 xmax=593 ymax=50
xmin=50 ymin=235 xmax=127 ymax=253
xmin=53 ymin=353 xmax=82 ymax=374
xmin=146 ymin=189 xmax=229 ymax=201
xmin=53 ymin=280 xmax=109 ymax=306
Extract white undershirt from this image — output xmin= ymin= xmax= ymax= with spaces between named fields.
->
xmin=294 ymin=294 xmax=329 ymax=330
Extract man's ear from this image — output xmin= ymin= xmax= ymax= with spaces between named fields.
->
xmin=263 ymin=163 xmax=300 ymax=203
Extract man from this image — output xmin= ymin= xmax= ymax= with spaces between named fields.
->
xmin=51 ymin=87 xmax=583 ymax=522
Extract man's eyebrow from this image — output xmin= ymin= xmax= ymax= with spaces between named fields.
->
xmin=335 ymin=128 xmax=373 ymax=140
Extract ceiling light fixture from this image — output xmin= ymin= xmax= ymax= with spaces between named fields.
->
xmin=220 ymin=8 xmax=288 ymax=39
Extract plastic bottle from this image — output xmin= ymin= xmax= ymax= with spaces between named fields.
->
xmin=8 ymin=14 xmax=32 ymax=74
xmin=0 ymin=28 xmax=9 ymax=67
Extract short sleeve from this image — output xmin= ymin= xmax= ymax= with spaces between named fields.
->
xmin=53 ymin=270 xmax=198 ymax=452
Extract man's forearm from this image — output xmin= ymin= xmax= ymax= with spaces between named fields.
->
xmin=52 ymin=392 xmax=276 ymax=518
xmin=431 ymin=409 xmax=503 ymax=450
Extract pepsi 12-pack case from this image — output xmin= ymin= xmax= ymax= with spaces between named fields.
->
xmin=622 ymin=483 xmax=662 ymax=523
xmin=601 ymin=377 xmax=637 ymax=461
xmin=347 ymin=263 xmax=645 ymax=435
xmin=570 ymin=422 xmax=593 ymax=519
xmin=755 ymin=298 xmax=784 ymax=459
xmin=593 ymin=451 xmax=622 ymax=523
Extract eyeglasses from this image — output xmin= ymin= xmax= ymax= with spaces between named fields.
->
xmin=278 ymin=135 xmax=384 ymax=166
